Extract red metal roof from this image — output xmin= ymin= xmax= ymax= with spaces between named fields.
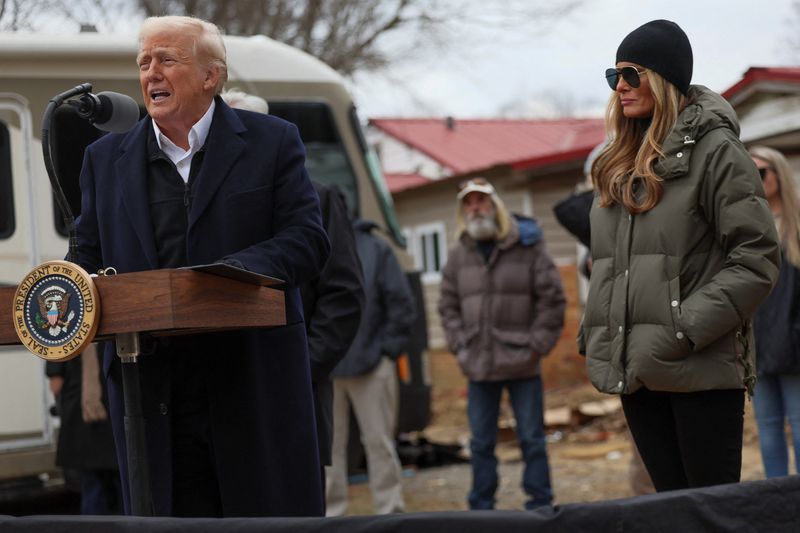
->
xmin=722 ymin=67 xmax=800 ymax=101
xmin=370 ymin=117 xmax=606 ymax=176
xmin=384 ymin=172 xmax=431 ymax=194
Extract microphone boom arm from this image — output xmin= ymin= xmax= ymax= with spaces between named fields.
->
xmin=41 ymin=83 xmax=94 ymax=265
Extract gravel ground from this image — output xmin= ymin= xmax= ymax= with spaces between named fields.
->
xmin=343 ymin=350 xmax=771 ymax=515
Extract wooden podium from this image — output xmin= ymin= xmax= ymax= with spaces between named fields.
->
xmin=1 ymin=267 xmax=286 ymax=345
xmin=1 ymin=266 xmax=286 ymax=515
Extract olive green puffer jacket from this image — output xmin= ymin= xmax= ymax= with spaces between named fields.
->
xmin=579 ymin=85 xmax=781 ymax=395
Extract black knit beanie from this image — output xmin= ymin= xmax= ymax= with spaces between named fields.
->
xmin=616 ymin=19 xmax=693 ymax=94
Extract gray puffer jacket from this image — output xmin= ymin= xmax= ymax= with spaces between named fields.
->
xmin=438 ymin=216 xmax=566 ymax=382
xmin=579 ymin=85 xmax=781 ymax=395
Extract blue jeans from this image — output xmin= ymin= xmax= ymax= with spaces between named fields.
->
xmin=467 ymin=376 xmax=552 ymax=510
xmin=753 ymin=373 xmax=800 ymax=477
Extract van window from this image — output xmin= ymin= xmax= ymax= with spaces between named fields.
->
xmin=268 ymin=102 xmax=359 ymax=218
xmin=0 ymin=122 xmax=15 ymax=239
xmin=348 ymin=106 xmax=406 ymax=248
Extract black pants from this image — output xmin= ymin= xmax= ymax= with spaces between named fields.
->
xmin=171 ymin=410 xmax=222 ymax=517
xmin=169 ymin=343 xmax=222 ymax=517
xmin=621 ymin=387 xmax=745 ymax=492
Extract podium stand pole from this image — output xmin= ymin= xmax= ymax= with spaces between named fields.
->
xmin=116 ymin=332 xmax=154 ymax=516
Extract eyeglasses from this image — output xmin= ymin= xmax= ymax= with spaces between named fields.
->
xmin=757 ymin=167 xmax=773 ymax=180
xmin=605 ymin=66 xmax=648 ymax=90
xmin=458 ymin=177 xmax=490 ymax=190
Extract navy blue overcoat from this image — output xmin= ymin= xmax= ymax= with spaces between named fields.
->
xmin=74 ymin=97 xmax=329 ymax=517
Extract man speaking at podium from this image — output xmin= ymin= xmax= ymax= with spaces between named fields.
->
xmin=73 ymin=16 xmax=330 ymax=517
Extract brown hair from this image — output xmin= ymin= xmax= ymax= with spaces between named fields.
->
xmin=591 ymin=71 xmax=686 ymax=213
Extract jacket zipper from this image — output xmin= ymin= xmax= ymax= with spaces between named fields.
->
xmin=184 ymin=181 xmax=191 ymax=260
xmin=618 ymin=210 xmax=634 ymax=393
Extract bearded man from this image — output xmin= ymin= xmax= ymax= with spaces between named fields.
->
xmin=437 ymin=178 xmax=566 ymax=510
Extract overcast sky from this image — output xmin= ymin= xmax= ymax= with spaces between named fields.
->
xmin=349 ymin=0 xmax=799 ymax=119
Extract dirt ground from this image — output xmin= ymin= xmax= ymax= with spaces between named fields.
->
xmin=344 ymin=349 xmax=770 ymax=514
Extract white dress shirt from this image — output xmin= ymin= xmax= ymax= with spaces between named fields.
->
xmin=151 ymin=99 xmax=215 ymax=183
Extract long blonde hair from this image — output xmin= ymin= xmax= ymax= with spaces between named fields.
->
xmin=591 ymin=71 xmax=686 ymax=213
xmin=748 ymin=145 xmax=800 ymax=267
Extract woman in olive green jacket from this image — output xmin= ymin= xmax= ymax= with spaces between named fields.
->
xmin=580 ymin=20 xmax=780 ymax=492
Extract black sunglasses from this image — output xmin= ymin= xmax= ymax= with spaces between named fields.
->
xmin=757 ymin=167 xmax=773 ymax=180
xmin=605 ymin=66 xmax=648 ymax=90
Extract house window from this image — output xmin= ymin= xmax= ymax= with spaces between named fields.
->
xmin=405 ymin=222 xmax=447 ymax=283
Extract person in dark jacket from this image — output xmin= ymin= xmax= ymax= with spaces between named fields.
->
xmin=749 ymin=145 xmax=800 ymax=478
xmin=438 ymin=178 xmax=566 ymax=510
xmin=581 ymin=20 xmax=780 ymax=492
xmin=301 ymin=181 xmax=365 ymax=487
xmin=46 ymin=344 xmax=120 ymax=514
xmin=219 ymin=90 xmax=366 ymax=488
xmin=75 ymin=16 xmax=329 ymax=517
xmin=326 ymin=220 xmax=416 ymax=516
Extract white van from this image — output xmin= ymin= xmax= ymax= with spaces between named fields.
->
xmin=0 ymin=31 xmax=423 ymax=499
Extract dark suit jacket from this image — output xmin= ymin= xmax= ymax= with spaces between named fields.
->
xmin=300 ymin=182 xmax=364 ymax=466
xmin=45 ymin=354 xmax=118 ymax=472
xmin=74 ymin=97 xmax=330 ymax=517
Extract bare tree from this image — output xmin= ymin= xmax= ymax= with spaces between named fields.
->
xmin=136 ymin=0 xmax=582 ymax=76
xmin=56 ymin=0 xmax=142 ymax=33
xmin=135 ymin=0 xmax=426 ymax=74
xmin=1 ymin=0 xmax=139 ymax=33
xmin=784 ymin=0 xmax=800 ymax=61
xmin=0 ymin=0 xmax=57 ymax=31
xmin=4 ymin=0 xmax=583 ymax=78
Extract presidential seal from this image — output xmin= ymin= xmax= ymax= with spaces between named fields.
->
xmin=12 ymin=260 xmax=100 ymax=362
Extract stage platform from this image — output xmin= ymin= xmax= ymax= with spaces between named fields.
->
xmin=1 ymin=475 xmax=798 ymax=532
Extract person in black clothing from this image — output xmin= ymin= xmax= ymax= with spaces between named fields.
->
xmin=74 ymin=16 xmax=330 ymax=516
xmin=46 ymin=344 xmax=121 ymax=514
xmin=301 ymin=181 xmax=365 ymax=488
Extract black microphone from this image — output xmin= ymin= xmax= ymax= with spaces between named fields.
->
xmin=41 ymin=84 xmax=141 ymax=265
xmin=71 ymin=91 xmax=140 ymax=133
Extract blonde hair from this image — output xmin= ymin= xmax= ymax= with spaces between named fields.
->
xmin=138 ymin=16 xmax=228 ymax=94
xmin=591 ymin=71 xmax=686 ymax=213
xmin=748 ymin=145 xmax=800 ymax=267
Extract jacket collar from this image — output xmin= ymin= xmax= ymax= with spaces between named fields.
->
xmin=655 ymin=85 xmax=740 ymax=180
xmin=115 ymin=96 xmax=247 ymax=268
xmin=187 ymin=97 xmax=246 ymax=226
xmin=116 ymin=117 xmax=158 ymax=267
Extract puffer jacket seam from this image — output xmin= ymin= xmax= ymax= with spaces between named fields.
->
xmin=719 ymin=286 xmax=744 ymax=323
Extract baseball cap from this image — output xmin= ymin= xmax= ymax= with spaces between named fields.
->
xmin=457 ymin=177 xmax=495 ymax=200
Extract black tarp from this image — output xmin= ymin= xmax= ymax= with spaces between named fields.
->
xmin=1 ymin=475 xmax=799 ymax=532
